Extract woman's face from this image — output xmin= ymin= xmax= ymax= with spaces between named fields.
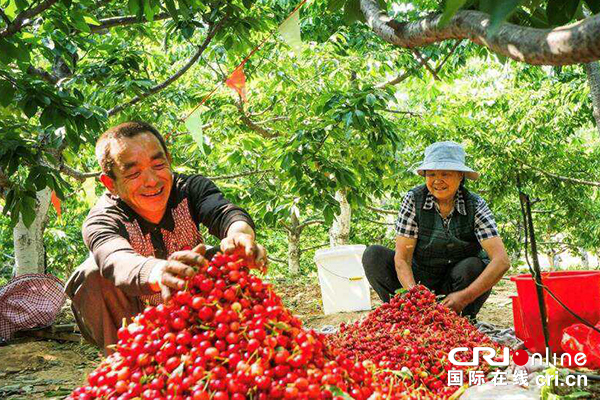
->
xmin=425 ymin=170 xmax=464 ymax=202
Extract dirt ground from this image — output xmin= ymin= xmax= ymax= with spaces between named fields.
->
xmin=0 ymin=278 xmax=518 ymax=399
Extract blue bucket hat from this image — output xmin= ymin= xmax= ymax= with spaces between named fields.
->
xmin=414 ymin=141 xmax=479 ymax=180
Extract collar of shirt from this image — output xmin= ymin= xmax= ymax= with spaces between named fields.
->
xmin=423 ymin=188 xmax=467 ymax=216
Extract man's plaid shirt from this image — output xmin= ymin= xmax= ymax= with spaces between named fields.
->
xmin=394 ymin=189 xmax=499 ymax=242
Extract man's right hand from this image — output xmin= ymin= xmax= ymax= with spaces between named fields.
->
xmin=149 ymin=243 xmax=208 ymax=301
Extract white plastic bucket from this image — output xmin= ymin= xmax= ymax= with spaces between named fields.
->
xmin=314 ymin=245 xmax=371 ymax=315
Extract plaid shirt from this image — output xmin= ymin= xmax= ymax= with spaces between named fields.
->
xmin=395 ymin=189 xmax=499 ymax=242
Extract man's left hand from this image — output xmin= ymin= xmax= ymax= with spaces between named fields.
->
xmin=441 ymin=290 xmax=471 ymax=313
xmin=221 ymin=232 xmax=267 ymax=272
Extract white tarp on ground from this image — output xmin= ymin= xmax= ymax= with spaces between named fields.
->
xmin=461 ymin=381 xmax=541 ymax=399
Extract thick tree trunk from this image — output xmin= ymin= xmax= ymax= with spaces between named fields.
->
xmin=585 ymin=62 xmax=600 ymax=134
xmin=329 ymin=189 xmax=351 ymax=247
xmin=13 ymin=188 xmax=51 ymax=276
xmin=287 ymin=212 xmax=301 ymax=275
xmin=360 ymin=0 xmax=600 ymax=65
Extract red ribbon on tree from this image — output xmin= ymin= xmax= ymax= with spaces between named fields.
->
xmin=51 ymin=191 xmax=61 ymax=218
xmin=225 ymin=65 xmax=247 ymax=102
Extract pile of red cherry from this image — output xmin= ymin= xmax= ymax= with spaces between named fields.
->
xmin=68 ymin=252 xmax=500 ymax=399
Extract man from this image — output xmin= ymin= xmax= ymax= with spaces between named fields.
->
xmin=65 ymin=121 xmax=266 ymax=353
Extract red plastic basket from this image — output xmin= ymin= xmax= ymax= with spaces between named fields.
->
xmin=510 ymin=271 xmax=600 ymax=354
xmin=510 ymin=295 xmax=527 ymax=342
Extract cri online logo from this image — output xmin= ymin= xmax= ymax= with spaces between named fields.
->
xmin=448 ymin=348 xmax=542 ymax=367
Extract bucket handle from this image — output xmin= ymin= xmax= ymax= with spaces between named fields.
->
xmin=316 ymin=262 xmax=364 ymax=281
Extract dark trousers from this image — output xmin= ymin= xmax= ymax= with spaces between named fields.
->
xmin=65 ymin=247 xmax=220 ymax=354
xmin=362 ymin=245 xmax=491 ymax=318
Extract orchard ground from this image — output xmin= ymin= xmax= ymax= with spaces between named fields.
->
xmin=0 ymin=278 xmax=598 ymax=399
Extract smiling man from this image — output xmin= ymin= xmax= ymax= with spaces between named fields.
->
xmin=65 ymin=121 xmax=265 ymax=353
xmin=362 ymin=141 xmax=510 ymax=322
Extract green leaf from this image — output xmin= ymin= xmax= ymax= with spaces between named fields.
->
xmin=324 ymin=386 xmax=353 ymax=399
xmin=143 ymin=0 xmax=155 ymax=21
xmin=21 ymin=196 xmax=37 ymax=228
xmin=482 ymin=0 xmax=524 ymax=34
xmin=342 ymin=111 xmax=353 ymax=127
xmin=328 ymin=0 xmax=345 ymax=12
xmin=585 ymin=0 xmax=600 ymax=13
xmin=0 ymin=38 xmax=19 ymax=64
xmin=0 ymin=81 xmax=15 ymax=107
xmin=70 ymin=11 xmax=91 ymax=32
xmin=395 ymin=287 xmax=408 ymax=295
xmin=23 ymin=98 xmax=38 ymax=118
xmin=343 ymin=0 xmax=365 ymax=24
xmin=83 ymin=15 xmax=101 ymax=26
xmin=185 ymin=108 xmax=205 ymax=153
xmin=366 ymin=93 xmax=376 ymax=106
xmin=164 ymin=0 xmax=179 ymax=22
xmin=546 ymin=0 xmax=580 ymax=26
xmin=440 ymin=0 xmax=467 ymax=27
xmin=565 ymin=391 xmax=592 ymax=399
xmin=128 ymin=0 xmax=141 ymax=15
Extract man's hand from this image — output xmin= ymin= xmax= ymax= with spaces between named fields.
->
xmin=441 ymin=290 xmax=471 ymax=314
xmin=221 ymin=232 xmax=267 ymax=272
xmin=149 ymin=243 xmax=207 ymax=301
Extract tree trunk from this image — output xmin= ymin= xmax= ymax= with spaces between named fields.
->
xmin=579 ymin=247 xmax=590 ymax=269
xmin=13 ymin=188 xmax=51 ymax=276
xmin=287 ymin=212 xmax=301 ymax=275
xmin=329 ymin=189 xmax=351 ymax=247
xmin=585 ymin=62 xmax=600 ymax=134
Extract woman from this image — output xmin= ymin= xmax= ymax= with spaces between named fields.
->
xmin=362 ymin=141 xmax=510 ymax=320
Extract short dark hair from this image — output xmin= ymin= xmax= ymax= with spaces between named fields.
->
xmin=96 ymin=121 xmax=169 ymax=179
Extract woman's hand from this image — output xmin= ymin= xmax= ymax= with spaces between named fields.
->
xmin=441 ymin=290 xmax=471 ymax=313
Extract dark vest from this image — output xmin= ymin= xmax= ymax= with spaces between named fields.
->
xmin=411 ymin=185 xmax=486 ymax=278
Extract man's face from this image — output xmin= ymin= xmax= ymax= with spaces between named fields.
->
xmin=100 ymin=132 xmax=173 ymax=223
xmin=425 ymin=170 xmax=463 ymax=202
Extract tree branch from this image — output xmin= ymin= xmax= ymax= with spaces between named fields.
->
xmin=435 ymin=40 xmax=462 ymax=73
xmin=280 ymin=222 xmax=292 ymax=233
xmin=90 ymin=12 xmax=170 ymax=33
xmin=366 ymin=205 xmax=398 ymax=215
xmin=0 ymin=168 xmax=12 ymax=190
xmin=45 ymin=148 xmax=100 ymax=181
xmin=255 ymin=116 xmax=288 ymax=124
xmin=267 ymin=255 xmax=286 ymax=264
xmin=236 ymin=100 xmax=280 ymax=139
xmin=169 ymin=124 xmax=213 ymax=138
xmin=375 ymin=71 xmax=410 ymax=89
xmin=249 ymin=98 xmax=279 ymax=117
xmin=0 ymin=7 xmax=11 ymax=25
xmin=412 ymin=49 xmax=440 ymax=81
xmin=298 ymin=219 xmax=325 ymax=231
xmin=0 ymin=0 xmax=58 ymax=38
xmin=107 ymin=19 xmax=225 ymax=116
xmin=361 ymin=0 xmax=600 ymax=66
xmin=207 ymin=169 xmax=274 ymax=181
xmin=517 ymin=159 xmax=600 ymax=187
xmin=300 ymin=242 xmax=330 ymax=253
xmin=59 ymin=164 xmax=100 ymax=181
xmin=362 ymin=217 xmax=395 ymax=226
xmin=381 ymin=109 xmax=421 ymax=117
xmin=27 ymin=66 xmax=59 ymax=84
